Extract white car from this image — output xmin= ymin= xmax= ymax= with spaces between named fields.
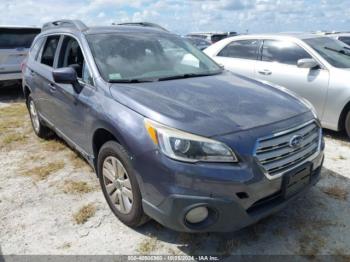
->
xmin=0 ymin=25 xmax=40 ymax=88
xmin=204 ymin=33 xmax=350 ymax=139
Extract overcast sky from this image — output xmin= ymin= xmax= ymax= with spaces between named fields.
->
xmin=1 ymin=0 xmax=349 ymax=34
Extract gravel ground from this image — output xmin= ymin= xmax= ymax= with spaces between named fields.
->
xmin=0 ymin=87 xmax=349 ymax=256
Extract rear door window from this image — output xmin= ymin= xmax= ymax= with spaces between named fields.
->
xmin=218 ymin=40 xmax=260 ymax=60
xmin=261 ymin=40 xmax=312 ymax=65
xmin=0 ymin=28 xmax=40 ymax=49
xmin=40 ymin=35 xmax=60 ymax=67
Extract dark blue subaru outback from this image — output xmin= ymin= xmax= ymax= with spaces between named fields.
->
xmin=22 ymin=20 xmax=324 ymax=232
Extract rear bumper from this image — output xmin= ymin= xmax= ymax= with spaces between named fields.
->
xmin=141 ymin=151 xmax=324 ymax=232
xmin=0 ymin=71 xmax=22 ymax=82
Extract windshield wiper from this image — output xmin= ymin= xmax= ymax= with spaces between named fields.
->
xmin=324 ymin=46 xmax=350 ymax=56
xmin=108 ymin=78 xmax=157 ymax=83
xmin=157 ymin=72 xmax=221 ymax=81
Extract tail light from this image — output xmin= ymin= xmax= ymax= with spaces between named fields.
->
xmin=20 ymin=59 xmax=26 ymax=73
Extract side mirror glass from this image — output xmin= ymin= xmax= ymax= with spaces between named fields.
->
xmin=297 ymin=58 xmax=319 ymax=69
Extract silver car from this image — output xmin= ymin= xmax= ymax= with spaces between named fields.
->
xmin=204 ymin=33 xmax=350 ymax=139
xmin=0 ymin=26 xmax=40 ymax=88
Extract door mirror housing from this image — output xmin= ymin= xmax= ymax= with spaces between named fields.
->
xmin=297 ymin=58 xmax=319 ymax=69
xmin=52 ymin=67 xmax=82 ymax=93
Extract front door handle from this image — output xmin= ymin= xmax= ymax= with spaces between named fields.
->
xmin=48 ymin=82 xmax=56 ymax=92
xmin=258 ymin=69 xmax=272 ymax=76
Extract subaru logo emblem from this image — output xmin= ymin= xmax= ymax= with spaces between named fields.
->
xmin=289 ymin=135 xmax=303 ymax=149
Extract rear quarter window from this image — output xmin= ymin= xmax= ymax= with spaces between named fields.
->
xmin=40 ymin=35 xmax=60 ymax=67
xmin=0 ymin=28 xmax=41 ymax=49
xmin=218 ymin=40 xmax=259 ymax=60
xmin=29 ymin=37 xmax=45 ymax=60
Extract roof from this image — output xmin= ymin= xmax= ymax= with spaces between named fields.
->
xmin=225 ymin=32 xmax=327 ymax=41
xmin=85 ymin=25 xmax=170 ymax=35
xmin=187 ymin=32 xmax=228 ymax=36
xmin=40 ymin=20 xmax=170 ymax=35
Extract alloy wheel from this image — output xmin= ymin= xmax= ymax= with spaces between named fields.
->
xmin=102 ymin=156 xmax=133 ymax=214
xmin=29 ymin=100 xmax=40 ymax=133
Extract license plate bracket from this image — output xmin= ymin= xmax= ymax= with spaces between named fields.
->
xmin=282 ymin=163 xmax=312 ymax=198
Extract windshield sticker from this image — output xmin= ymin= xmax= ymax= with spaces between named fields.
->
xmin=109 ymin=73 xmax=122 ymax=80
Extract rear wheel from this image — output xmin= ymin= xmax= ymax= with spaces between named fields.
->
xmin=27 ymin=95 xmax=51 ymax=139
xmin=97 ymin=141 xmax=148 ymax=227
xmin=345 ymin=110 xmax=350 ymax=139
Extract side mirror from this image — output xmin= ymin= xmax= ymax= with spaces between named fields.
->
xmin=52 ymin=67 xmax=82 ymax=93
xmin=297 ymin=58 xmax=319 ymax=69
xmin=53 ymin=67 xmax=77 ymax=84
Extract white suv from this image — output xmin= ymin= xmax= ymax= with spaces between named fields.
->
xmin=0 ymin=26 xmax=40 ymax=88
xmin=205 ymin=33 xmax=350 ymax=139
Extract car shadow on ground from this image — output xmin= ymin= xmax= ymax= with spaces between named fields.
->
xmin=323 ymin=129 xmax=349 ymax=143
xmin=0 ymin=85 xmax=24 ymax=103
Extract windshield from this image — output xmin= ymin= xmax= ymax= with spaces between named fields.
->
xmin=0 ymin=28 xmax=40 ymax=49
xmin=87 ymin=33 xmax=222 ymax=82
xmin=304 ymin=37 xmax=350 ymax=68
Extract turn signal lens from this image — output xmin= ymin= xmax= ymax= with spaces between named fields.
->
xmin=145 ymin=120 xmax=158 ymax=145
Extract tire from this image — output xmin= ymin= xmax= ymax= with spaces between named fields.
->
xmin=97 ymin=141 xmax=148 ymax=227
xmin=27 ymin=94 xmax=52 ymax=139
xmin=345 ymin=110 xmax=350 ymax=139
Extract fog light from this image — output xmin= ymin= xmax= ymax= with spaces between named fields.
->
xmin=185 ymin=206 xmax=208 ymax=224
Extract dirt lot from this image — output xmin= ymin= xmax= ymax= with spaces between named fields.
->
xmin=0 ymin=87 xmax=349 ymax=256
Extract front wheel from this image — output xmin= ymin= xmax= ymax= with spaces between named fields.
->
xmin=97 ymin=141 xmax=148 ymax=227
xmin=345 ymin=110 xmax=350 ymax=139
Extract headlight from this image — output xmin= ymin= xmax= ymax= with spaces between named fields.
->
xmin=144 ymin=119 xmax=238 ymax=163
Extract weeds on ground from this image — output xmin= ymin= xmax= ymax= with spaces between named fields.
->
xmin=321 ymin=185 xmax=348 ymax=201
xmin=40 ymin=139 xmax=67 ymax=152
xmin=137 ymin=235 xmax=159 ymax=255
xmin=62 ymin=180 xmax=94 ymax=194
xmin=298 ymin=232 xmax=326 ymax=256
xmin=2 ymin=132 xmax=28 ymax=145
xmin=21 ymin=160 xmax=65 ymax=180
xmin=73 ymin=203 xmax=96 ymax=224
xmin=0 ymin=103 xmax=29 ymax=148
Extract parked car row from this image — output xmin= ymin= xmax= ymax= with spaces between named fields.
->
xmin=21 ymin=20 xmax=324 ymax=233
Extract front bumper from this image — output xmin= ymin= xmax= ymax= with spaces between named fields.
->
xmin=141 ymin=151 xmax=324 ymax=232
xmin=131 ymin=113 xmax=325 ymax=232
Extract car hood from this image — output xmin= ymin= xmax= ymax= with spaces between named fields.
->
xmin=109 ymin=71 xmax=310 ymax=137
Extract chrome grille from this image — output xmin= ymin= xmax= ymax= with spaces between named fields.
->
xmin=255 ymin=121 xmax=321 ymax=178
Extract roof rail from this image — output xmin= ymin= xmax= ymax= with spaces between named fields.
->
xmin=114 ymin=22 xmax=168 ymax=32
xmin=42 ymin=20 xmax=88 ymax=32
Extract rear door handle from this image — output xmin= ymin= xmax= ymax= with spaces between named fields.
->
xmin=48 ymin=82 xmax=56 ymax=92
xmin=258 ymin=69 xmax=272 ymax=76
